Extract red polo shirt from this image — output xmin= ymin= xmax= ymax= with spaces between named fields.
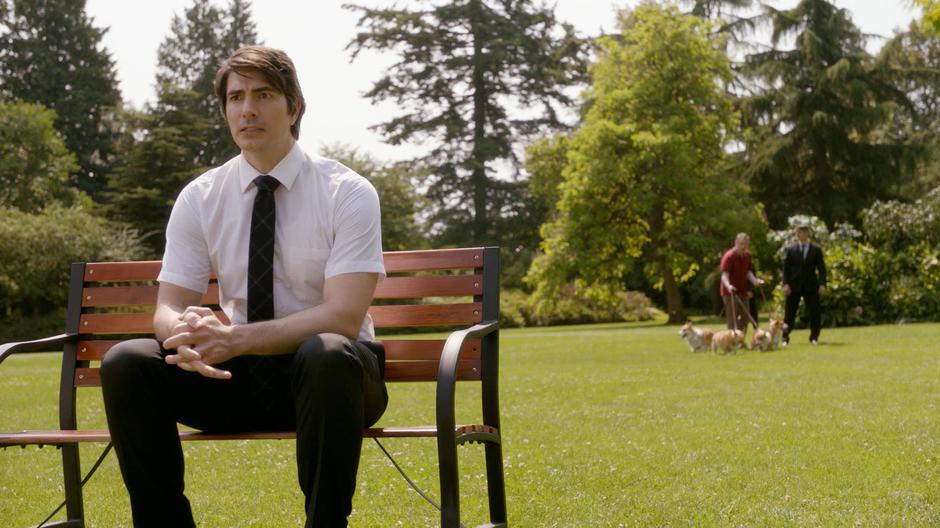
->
xmin=719 ymin=248 xmax=751 ymax=297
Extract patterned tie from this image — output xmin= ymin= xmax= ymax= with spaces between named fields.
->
xmin=247 ymin=175 xmax=280 ymax=322
xmin=247 ymin=175 xmax=282 ymax=405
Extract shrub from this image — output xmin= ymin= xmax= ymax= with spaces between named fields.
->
xmin=768 ymin=206 xmax=940 ymax=327
xmin=0 ymin=204 xmax=148 ymax=318
xmin=500 ymin=285 xmax=656 ymax=328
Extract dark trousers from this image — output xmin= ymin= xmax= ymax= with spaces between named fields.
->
xmin=783 ymin=288 xmax=822 ymax=342
xmin=100 ymin=334 xmax=388 ymax=527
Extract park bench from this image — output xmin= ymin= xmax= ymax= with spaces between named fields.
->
xmin=0 ymin=246 xmax=507 ymax=528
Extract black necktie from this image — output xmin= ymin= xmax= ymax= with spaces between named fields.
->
xmin=247 ymin=175 xmax=280 ymax=322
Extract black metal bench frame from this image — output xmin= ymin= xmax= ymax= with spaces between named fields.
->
xmin=0 ymin=246 xmax=507 ymax=528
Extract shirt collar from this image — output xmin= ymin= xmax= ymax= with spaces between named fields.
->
xmin=238 ymin=142 xmax=304 ymax=192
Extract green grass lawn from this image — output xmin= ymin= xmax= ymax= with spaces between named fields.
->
xmin=2 ymin=320 xmax=940 ymax=527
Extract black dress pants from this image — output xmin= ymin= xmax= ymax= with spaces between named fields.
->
xmin=783 ymin=287 xmax=822 ymax=342
xmin=100 ymin=334 xmax=388 ymax=527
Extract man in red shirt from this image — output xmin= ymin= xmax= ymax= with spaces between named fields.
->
xmin=719 ymin=233 xmax=765 ymax=337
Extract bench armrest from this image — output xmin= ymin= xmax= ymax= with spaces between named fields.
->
xmin=435 ymin=320 xmax=499 ymax=437
xmin=0 ymin=333 xmax=76 ymax=367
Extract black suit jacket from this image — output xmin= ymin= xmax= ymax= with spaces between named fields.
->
xmin=783 ymin=242 xmax=826 ymax=293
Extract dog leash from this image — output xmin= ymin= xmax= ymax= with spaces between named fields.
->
xmin=728 ymin=288 xmax=738 ymax=332
xmin=733 ymin=293 xmax=760 ymax=330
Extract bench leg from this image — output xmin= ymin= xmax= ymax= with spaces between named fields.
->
xmin=438 ymin=438 xmax=460 ymax=528
xmin=484 ymin=442 xmax=507 ymax=526
xmin=62 ymin=443 xmax=85 ymax=526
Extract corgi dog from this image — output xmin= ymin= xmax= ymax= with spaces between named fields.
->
xmin=711 ymin=329 xmax=745 ymax=354
xmin=750 ymin=328 xmax=772 ymax=351
xmin=678 ymin=321 xmax=713 ymax=352
xmin=767 ymin=319 xmax=786 ymax=349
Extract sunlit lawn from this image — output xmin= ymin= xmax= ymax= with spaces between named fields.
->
xmin=2 ymin=320 xmax=940 ymax=527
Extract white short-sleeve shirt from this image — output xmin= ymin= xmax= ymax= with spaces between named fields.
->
xmin=158 ymin=142 xmax=385 ymax=341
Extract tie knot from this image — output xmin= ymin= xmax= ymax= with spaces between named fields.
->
xmin=254 ymin=175 xmax=280 ymax=193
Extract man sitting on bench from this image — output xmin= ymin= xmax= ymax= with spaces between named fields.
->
xmin=100 ymin=45 xmax=387 ymax=528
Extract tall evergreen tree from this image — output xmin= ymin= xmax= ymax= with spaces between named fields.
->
xmin=346 ymin=0 xmax=589 ymax=246
xmin=155 ymin=0 xmax=259 ymax=167
xmin=740 ymin=0 xmax=914 ymax=225
xmin=683 ymin=0 xmax=759 ymax=42
xmin=104 ymin=0 xmax=260 ymax=255
xmin=876 ymin=23 xmax=940 ymax=198
xmin=0 ymin=0 xmax=121 ymax=197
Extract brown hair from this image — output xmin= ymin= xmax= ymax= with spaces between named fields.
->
xmin=214 ymin=45 xmax=306 ymax=139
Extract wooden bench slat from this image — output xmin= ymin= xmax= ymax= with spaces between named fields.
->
xmin=371 ymin=303 xmax=482 ymax=328
xmin=84 ymin=261 xmax=163 ymax=282
xmin=0 ymin=425 xmax=499 ymax=446
xmin=80 ymin=275 xmax=482 ymax=309
xmin=77 ymin=304 xmax=480 ymax=334
xmin=383 ymin=248 xmax=484 ymax=273
xmin=383 ymin=339 xmax=481 ymax=361
xmin=82 ymin=283 xmax=220 ymax=308
xmin=82 ymin=249 xmax=485 ymax=284
xmin=78 ymin=311 xmax=230 ymax=334
xmin=385 ymin=360 xmax=481 ymax=381
xmin=374 ymin=274 xmax=482 ymax=299
xmin=74 ymin=359 xmax=481 ymax=387
xmin=76 ymin=338 xmax=482 ymax=362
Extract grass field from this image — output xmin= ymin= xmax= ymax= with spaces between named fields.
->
xmin=2 ymin=320 xmax=940 ymax=527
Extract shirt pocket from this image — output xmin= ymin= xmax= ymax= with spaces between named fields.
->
xmin=281 ymin=246 xmax=332 ymax=294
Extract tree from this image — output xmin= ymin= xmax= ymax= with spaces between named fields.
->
xmin=319 ymin=145 xmax=428 ymax=251
xmin=875 ymin=23 xmax=940 ymax=198
xmin=103 ymin=0 xmax=260 ymax=255
xmin=104 ymin=89 xmax=212 ymax=257
xmin=914 ymin=0 xmax=940 ymax=34
xmin=739 ymin=0 xmax=915 ymax=226
xmin=682 ymin=0 xmax=761 ymax=45
xmin=526 ymin=3 xmax=764 ymax=324
xmin=0 ymin=0 xmax=120 ymax=197
xmin=155 ymin=0 xmax=259 ymax=168
xmin=0 ymin=100 xmax=81 ymax=212
xmin=345 ymin=0 xmax=589 ymax=246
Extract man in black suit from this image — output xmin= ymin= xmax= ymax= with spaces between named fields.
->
xmin=782 ymin=223 xmax=827 ymax=345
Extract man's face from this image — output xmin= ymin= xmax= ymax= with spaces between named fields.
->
xmin=224 ymin=71 xmax=297 ymax=156
xmin=735 ymin=236 xmax=749 ymax=253
xmin=796 ymin=228 xmax=810 ymax=243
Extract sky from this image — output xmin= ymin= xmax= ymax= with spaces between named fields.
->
xmin=84 ymin=0 xmax=921 ymax=163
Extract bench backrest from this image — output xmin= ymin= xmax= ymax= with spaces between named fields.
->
xmin=57 ymin=247 xmax=500 ymax=427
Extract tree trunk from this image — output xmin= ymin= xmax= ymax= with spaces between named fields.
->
xmin=657 ymin=254 xmax=686 ymax=324
xmin=469 ymin=0 xmax=488 ymax=244
xmin=648 ymin=187 xmax=685 ymax=324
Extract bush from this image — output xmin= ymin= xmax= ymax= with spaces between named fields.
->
xmin=500 ymin=286 xmax=656 ymax=328
xmin=0 ymin=204 xmax=148 ymax=318
xmin=767 ymin=207 xmax=940 ymax=327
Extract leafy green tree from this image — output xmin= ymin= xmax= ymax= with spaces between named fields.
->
xmin=876 ymin=23 xmax=940 ymax=198
xmin=914 ymin=0 xmax=940 ymax=34
xmin=155 ymin=0 xmax=259 ymax=168
xmin=0 ymin=204 xmax=147 ymax=318
xmin=527 ymin=3 xmax=764 ymax=324
xmin=345 ymin=0 xmax=589 ymax=246
xmin=319 ymin=145 xmax=428 ymax=252
xmin=0 ymin=100 xmax=81 ymax=212
xmin=740 ymin=0 xmax=915 ymax=225
xmin=0 ymin=0 xmax=120 ymax=197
